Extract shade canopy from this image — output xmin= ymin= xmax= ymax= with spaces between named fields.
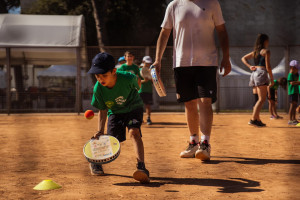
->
xmin=0 ymin=14 xmax=87 ymax=66
xmin=37 ymin=65 xmax=85 ymax=77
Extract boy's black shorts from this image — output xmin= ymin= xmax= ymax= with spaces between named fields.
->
xmin=139 ymin=92 xmax=153 ymax=105
xmin=174 ymin=66 xmax=217 ymax=103
xmin=289 ymin=94 xmax=299 ymax=103
xmin=107 ymin=107 xmax=143 ymax=142
xmin=268 ymin=88 xmax=276 ymax=101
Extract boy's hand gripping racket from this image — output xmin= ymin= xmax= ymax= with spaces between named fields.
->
xmin=83 ymin=135 xmax=120 ymax=164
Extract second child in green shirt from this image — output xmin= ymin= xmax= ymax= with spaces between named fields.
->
xmin=139 ymin=56 xmax=154 ymax=125
xmin=117 ymin=51 xmax=142 ymax=87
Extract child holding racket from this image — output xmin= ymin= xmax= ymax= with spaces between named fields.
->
xmin=287 ymin=60 xmax=300 ymax=125
xmin=242 ymin=33 xmax=274 ymax=127
xmin=139 ymin=56 xmax=153 ymax=125
xmin=117 ymin=51 xmax=142 ymax=87
xmin=87 ymin=52 xmax=150 ymax=183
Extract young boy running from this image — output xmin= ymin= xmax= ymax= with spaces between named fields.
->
xmin=287 ymin=60 xmax=300 ymax=125
xmin=88 ymin=52 xmax=150 ymax=183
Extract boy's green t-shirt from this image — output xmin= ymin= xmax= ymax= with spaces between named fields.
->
xmin=91 ymin=71 xmax=143 ymax=116
xmin=138 ymin=68 xmax=152 ymax=94
xmin=117 ymin=63 xmax=141 ymax=78
xmin=287 ymin=73 xmax=299 ymax=95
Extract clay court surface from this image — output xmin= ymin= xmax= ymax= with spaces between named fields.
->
xmin=0 ymin=113 xmax=299 ymax=200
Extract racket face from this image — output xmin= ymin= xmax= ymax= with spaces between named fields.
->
xmin=141 ymin=67 xmax=152 ymax=80
xmin=83 ymin=135 xmax=120 ymax=164
xmin=150 ymin=65 xmax=166 ymax=97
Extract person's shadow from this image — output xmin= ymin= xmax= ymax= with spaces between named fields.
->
xmin=202 ymin=156 xmax=300 ymax=165
xmin=108 ymin=174 xmax=263 ymax=193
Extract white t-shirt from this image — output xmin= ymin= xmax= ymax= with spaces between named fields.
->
xmin=161 ymin=0 xmax=225 ymax=68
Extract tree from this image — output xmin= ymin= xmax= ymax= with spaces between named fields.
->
xmin=0 ymin=0 xmax=20 ymax=13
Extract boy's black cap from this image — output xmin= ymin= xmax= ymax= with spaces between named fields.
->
xmin=88 ymin=52 xmax=115 ymax=74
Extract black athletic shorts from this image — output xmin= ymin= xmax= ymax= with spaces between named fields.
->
xmin=174 ymin=66 xmax=217 ymax=103
xmin=107 ymin=107 xmax=143 ymax=142
xmin=139 ymin=92 xmax=153 ymax=105
xmin=268 ymin=88 xmax=276 ymax=101
xmin=289 ymin=94 xmax=299 ymax=103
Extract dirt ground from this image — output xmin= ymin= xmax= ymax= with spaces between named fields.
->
xmin=0 ymin=113 xmax=299 ymax=200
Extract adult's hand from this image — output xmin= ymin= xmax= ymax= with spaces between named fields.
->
xmin=152 ymin=61 xmax=162 ymax=75
xmin=220 ymin=56 xmax=231 ymax=77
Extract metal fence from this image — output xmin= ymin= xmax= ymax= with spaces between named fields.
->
xmin=0 ymin=45 xmax=299 ymax=113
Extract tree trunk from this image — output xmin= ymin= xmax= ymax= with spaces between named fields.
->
xmin=91 ymin=0 xmax=105 ymax=52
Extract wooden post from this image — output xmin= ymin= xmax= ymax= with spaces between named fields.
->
xmin=6 ymin=48 xmax=11 ymax=115
xmin=76 ymin=48 xmax=82 ymax=114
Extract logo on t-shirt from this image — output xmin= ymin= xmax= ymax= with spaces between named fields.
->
xmin=105 ymin=101 xmax=114 ymax=108
xmin=115 ymin=96 xmax=126 ymax=105
xmin=127 ymin=70 xmax=135 ymax=75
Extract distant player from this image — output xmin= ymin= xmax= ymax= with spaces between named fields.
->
xmin=268 ymin=77 xmax=287 ymax=119
xmin=287 ymin=60 xmax=300 ymax=125
xmin=88 ymin=52 xmax=150 ymax=183
xmin=139 ymin=56 xmax=153 ymax=125
xmin=117 ymin=51 xmax=141 ymax=87
xmin=242 ymin=33 xmax=274 ymax=127
xmin=115 ymin=56 xmax=126 ymax=69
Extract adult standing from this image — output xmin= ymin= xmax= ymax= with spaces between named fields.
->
xmin=153 ymin=0 xmax=231 ymax=161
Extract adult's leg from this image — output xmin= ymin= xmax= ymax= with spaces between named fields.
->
xmin=185 ymin=99 xmax=199 ymax=137
xmin=198 ymin=97 xmax=213 ymax=137
xmin=252 ymin=85 xmax=267 ymax=121
xmin=129 ymin=128 xmax=144 ymax=162
xmin=268 ymin=99 xmax=274 ymax=116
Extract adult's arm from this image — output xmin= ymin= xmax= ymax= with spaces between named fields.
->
xmin=153 ymin=28 xmax=172 ymax=75
xmin=215 ymin=24 xmax=231 ymax=77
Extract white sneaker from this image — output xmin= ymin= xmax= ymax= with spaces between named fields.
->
xmin=195 ymin=140 xmax=211 ymax=161
xmin=180 ymin=141 xmax=198 ymax=158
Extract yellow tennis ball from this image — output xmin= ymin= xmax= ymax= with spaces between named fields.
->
xmin=84 ymin=110 xmax=94 ymax=120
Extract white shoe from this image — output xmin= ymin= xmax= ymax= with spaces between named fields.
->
xmin=195 ymin=140 xmax=211 ymax=161
xmin=180 ymin=141 xmax=198 ymax=158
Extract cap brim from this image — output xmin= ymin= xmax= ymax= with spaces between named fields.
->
xmin=87 ymin=67 xmax=108 ymax=74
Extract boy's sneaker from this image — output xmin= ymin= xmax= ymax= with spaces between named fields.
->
xmin=195 ymin=140 xmax=211 ymax=161
xmin=288 ymin=120 xmax=299 ymax=125
xmin=180 ymin=140 xmax=198 ymax=158
xmin=257 ymin=120 xmax=266 ymax=127
xmin=248 ymin=119 xmax=265 ymax=127
xmin=270 ymin=115 xmax=276 ymax=119
xmin=276 ymin=116 xmax=283 ymax=119
xmin=89 ymin=163 xmax=104 ymax=175
xmin=133 ymin=162 xmax=150 ymax=183
xmin=147 ymin=118 xmax=152 ymax=125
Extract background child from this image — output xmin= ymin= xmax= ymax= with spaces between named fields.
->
xmin=268 ymin=77 xmax=287 ymax=119
xmin=117 ymin=51 xmax=141 ymax=87
xmin=115 ymin=56 xmax=126 ymax=69
xmin=287 ymin=60 xmax=300 ymax=125
xmin=139 ymin=56 xmax=153 ymax=125
xmin=88 ymin=52 xmax=150 ymax=183
xmin=242 ymin=33 xmax=274 ymax=127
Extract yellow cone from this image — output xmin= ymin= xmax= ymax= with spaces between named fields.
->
xmin=33 ymin=180 xmax=62 ymax=190
xmin=296 ymin=123 xmax=300 ymax=127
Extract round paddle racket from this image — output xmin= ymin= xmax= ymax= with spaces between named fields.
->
xmin=150 ymin=65 xmax=166 ymax=97
xmin=83 ymin=135 xmax=121 ymax=164
xmin=140 ymin=67 xmax=152 ymax=80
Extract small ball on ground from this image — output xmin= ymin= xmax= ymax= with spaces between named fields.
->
xmin=84 ymin=110 xmax=94 ymax=120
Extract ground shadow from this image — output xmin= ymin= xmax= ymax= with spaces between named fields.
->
xmin=109 ymin=174 xmax=263 ymax=193
xmin=204 ymin=156 xmax=300 ymax=165
xmin=150 ymin=122 xmax=187 ymax=126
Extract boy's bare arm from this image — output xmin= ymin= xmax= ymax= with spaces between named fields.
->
xmin=290 ymin=81 xmax=300 ymax=85
xmin=92 ymin=109 xmax=107 ymax=139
